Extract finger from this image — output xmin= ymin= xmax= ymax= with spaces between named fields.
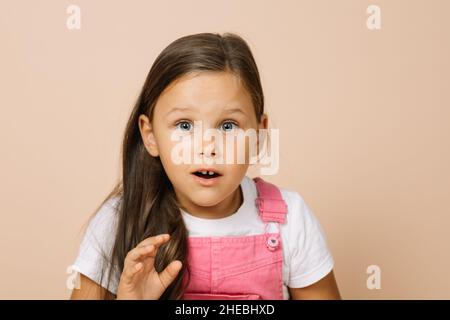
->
xmin=121 ymin=261 xmax=144 ymax=284
xmin=137 ymin=234 xmax=170 ymax=249
xmin=122 ymin=245 xmax=156 ymax=284
xmin=158 ymin=260 xmax=183 ymax=290
xmin=126 ymin=244 xmax=156 ymax=263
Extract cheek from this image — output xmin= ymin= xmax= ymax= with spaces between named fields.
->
xmin=152 ymin=126 xmax=174 ymax=161
xmin=158 ymin=134 xmax=193 ymax=173
xmin=223 ymin=134 xmax=254 ymax=164
xmin=154 ymin=125 xmax=179 ymax=155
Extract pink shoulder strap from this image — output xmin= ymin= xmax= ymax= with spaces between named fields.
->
xmin=253 ymin=177 xmax=287 ymax=224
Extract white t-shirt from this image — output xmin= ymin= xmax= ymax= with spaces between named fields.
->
xmin=72 ymin=175 xmax=335 ymax=299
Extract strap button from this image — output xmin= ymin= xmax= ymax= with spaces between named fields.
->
xmin=266 ymin=235 xmax=279 ymax=251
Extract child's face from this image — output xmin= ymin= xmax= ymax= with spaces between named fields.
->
xmin=139 ymin=71 xmax=267 ymax=210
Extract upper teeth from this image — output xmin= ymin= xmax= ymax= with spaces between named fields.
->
xmin=200 ymin=171 xmax=215 ymax=175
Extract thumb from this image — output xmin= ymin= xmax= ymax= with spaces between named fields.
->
xmin=158 ymin=260 xmax=183 ymax=290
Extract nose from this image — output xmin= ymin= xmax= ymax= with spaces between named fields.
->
xmin=194 ymin=126 xmax=222 ymax=162
xmin=199 ymin=138 xmax=217 ymax=158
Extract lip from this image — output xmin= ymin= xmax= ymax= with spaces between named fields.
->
xmin=191 ymin=168 xmax=222 ymax=187
xmin=191 ymin=167 xmax=223 ymax=176
xmin=191 ymin=171 xmax=222 ymax=187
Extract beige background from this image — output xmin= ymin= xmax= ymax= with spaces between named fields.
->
xmin=1 ymin=0 xmax=449 ymax=299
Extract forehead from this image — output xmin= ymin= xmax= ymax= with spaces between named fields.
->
xmin=154 ymin=71 xmax=255 ymax=118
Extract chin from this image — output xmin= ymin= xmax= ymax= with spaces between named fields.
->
xmin=188 ymin=192 xmax=223 ymax=207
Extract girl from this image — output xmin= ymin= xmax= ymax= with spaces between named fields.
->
xmin=70 ymin=32 xmax=341 ymax=300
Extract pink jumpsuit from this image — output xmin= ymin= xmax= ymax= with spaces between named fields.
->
xmin=182 ymin=177 xmax=288 ymax=300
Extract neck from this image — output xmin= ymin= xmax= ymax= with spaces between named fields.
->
xmin=177 ymin=186 xmax=243 ymax=219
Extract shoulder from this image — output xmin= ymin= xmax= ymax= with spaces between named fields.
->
xmin=72 ymin=195 xmax=122 ymax=294
xmin=278 ymin=187 xmax=323 ymax=230
xmin=89 ymin=195 xmax=121 ymax=228
xmin=276 ymin=186 xmax=335 ymax=288
xmin=81 ymin=195 xmax=122 ymax=250
xmin=247 ymin=176 xmax=319 ymax=228
xmin=276 ymin=185 xmax=330 ymax=251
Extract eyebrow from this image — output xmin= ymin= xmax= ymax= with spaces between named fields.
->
xmin=222 ymin=107 xmax=248 ymax=117
xmin=165 ymin=106 xmax=192 ymax=117
xmin=165 ymin=106 xmax=248 ymax=118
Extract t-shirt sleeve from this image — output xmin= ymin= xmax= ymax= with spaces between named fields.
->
xmin=71 ymin=196 xmax=120 ymax=294
xmin=286 ymin=192 xmax=335 ymax=288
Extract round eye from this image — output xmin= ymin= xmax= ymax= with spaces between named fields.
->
xmin=221 ymin=121 xmax=237 ymax=132
xmin=176 ymin=121 xmax=192 ymax=131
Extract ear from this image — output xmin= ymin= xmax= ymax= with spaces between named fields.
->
xmin=257 ymin=113 xmax=269 ymax=145
xmin=253 ymin=113 xmax=268 ymax=164
xmin=258 ymin=113 xmax=268 ymax=130
xmin=138 ymin=114 xmax=159 ymax=157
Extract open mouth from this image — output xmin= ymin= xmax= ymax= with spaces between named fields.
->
xmin=192 ymin=170 xmax=222 ymax=179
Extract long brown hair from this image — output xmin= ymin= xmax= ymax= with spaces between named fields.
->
xmin=92 ymin=32 xmax=265 ymax=299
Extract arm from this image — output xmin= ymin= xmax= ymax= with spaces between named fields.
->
xmin=70 ymin=273 xmax=115 ymax=300
xmin=288 ymin=270 xmax=341 ymax=300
